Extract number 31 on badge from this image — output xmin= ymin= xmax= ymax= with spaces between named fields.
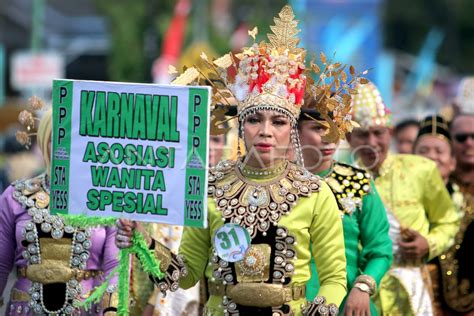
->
xmin=214 ymin=224 xmax=251 ymax=263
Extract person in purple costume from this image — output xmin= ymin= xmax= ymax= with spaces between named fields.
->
xmin=0 ymin=109 xmax=119 ymax=315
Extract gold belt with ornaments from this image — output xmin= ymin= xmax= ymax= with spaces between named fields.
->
xmin=208 ymin=281 xmax=306 ymax=307
xmin=17 ymin=266 xmax=103 ymax=284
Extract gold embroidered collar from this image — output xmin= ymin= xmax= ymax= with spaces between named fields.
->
xmin=323 ymin=162 xmax=371 ymax=216
xmin=238 ymin=159 xmax=288 ymax=179
xmin=208 ymin=159 xmax=321 ymax=238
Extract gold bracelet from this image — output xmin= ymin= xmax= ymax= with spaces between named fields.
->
xmin=354 ymin=275 xmax=376 ymax=296
xmin=353 ymin=283 xmax=371 ymax=295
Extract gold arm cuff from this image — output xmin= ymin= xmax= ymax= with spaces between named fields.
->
xmin=151 ymin=244 xmax=187 ymax=295
xmin=152 ymin=240 xmax=172 ymax=272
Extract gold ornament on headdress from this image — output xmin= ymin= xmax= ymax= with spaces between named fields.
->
xmin=267 ymin=5 xmax=300 ymax=51
xmin=350 ymin=81 xmax=392 ymax=130
xmin=16 ymin=96 xmax=46 ymax=148
xmin=305 ymin=56 xmax=369 ymax=142
xmin=170 ymin=5 xmax=367 ymax=141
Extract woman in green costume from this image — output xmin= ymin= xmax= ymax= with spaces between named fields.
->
xmin=298 ymin=97 xmax=393 ymax=316
xmin=113 ymin=5 xmax=374 ymax=315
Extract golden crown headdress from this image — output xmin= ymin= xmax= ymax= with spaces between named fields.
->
xmin=171 ymin=5 xmax=367 ymax=143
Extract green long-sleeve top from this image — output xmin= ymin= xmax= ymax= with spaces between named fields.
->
xmin=306 ymin=162 xmax=393 ymax=314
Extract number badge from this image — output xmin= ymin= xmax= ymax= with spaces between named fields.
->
xmin=214 ymin=223 xmax=251 ymax=262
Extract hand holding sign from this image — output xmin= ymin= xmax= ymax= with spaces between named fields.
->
xmin=115 ymin=219 xmax=135 ymax=249
xmin=115 ymin=219 xmax=152 ymax=249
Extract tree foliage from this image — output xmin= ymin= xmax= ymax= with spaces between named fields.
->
xmin=94 ymin=0 xmax=174 ymax=82
xmin=383 ymin=0 xmax=474 ymax=73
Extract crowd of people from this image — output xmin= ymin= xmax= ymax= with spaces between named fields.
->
xmin=1 ymin=4 xmax=473 ymax=316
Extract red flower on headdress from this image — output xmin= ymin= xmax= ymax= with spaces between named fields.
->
xmin=248 ymin=56 xmax=270 ymax=94
xmin=287 ymin=66 xmax=305 ymax=105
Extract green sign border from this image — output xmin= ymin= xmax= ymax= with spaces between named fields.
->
xmin=50 ymin=79 xmax=73 ymax=215
xmin=184 ymin=88 xmax=210 ymax=227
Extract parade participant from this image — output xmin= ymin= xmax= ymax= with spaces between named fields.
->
xmin=413 ymin=114 xmax=471 ymax=315
xmin=0 ymin=106 xmax=119 ymax=315
xmin=451 ymin=114 xmax=474 ymax=192
xmin=439 ymin=111 xmax=474 ymax=314
xmin=414 ymin=115 xmax=456 ymax=184
xmin=115 ymin=5 xmax=364 ymax=315
xmin=346 ymin=81 xmax=459 ymax=315
xmin=298 ymin=97 xmax=392 ymax=316
xmin=393 ymin=119 xmax=419 ymax=154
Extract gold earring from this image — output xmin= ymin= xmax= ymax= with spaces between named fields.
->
xmin=237 ymin=139 xmax=242 ymax=159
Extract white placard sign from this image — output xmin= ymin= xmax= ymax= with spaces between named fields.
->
xmin=50 ymin=80 xmax=210 ymax=228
